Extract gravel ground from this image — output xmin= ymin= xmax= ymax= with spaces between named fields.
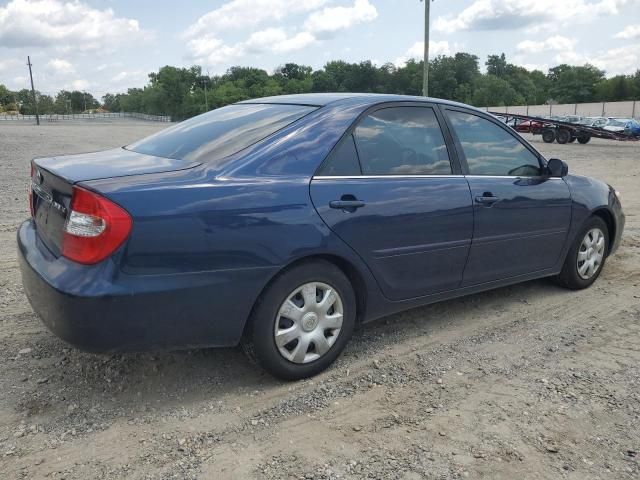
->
xmin=0 ymin=121 xmax=639 ymax=480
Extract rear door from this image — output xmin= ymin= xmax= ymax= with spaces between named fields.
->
xmin=442 ymin=107 xmax=572 ymax=285
xmin=310 ymin=103 xmax=474 ymax=301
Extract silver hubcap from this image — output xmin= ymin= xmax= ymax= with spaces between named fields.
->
xmin=274 ymin=282 xmax=344 ymax=364
xmin=577 ymin=228 xmax=605 ymax=280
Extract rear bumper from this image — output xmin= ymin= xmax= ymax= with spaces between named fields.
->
xmin=18 ymin=220 xmax=277 ymax=353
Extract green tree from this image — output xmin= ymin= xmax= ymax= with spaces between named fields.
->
xmin=548 ymin=64 xmax=605 ymax=103
xmin=471 ymin=75 xmax=524 ymax=107
xmin=486 ymin=53 xmax=508 ymax=79
xmin=102 ymin=93 xmax=122 ymax=112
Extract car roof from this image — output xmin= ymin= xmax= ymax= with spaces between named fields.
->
xmin=237 ymin=92 xmax=475 ymax=110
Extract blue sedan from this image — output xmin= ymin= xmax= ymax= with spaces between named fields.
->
xmin=18 ymin=94 xmax=625 ymax=379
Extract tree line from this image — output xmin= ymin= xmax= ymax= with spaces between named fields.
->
xmin=1 ymin=52 xmax=639 ymax=120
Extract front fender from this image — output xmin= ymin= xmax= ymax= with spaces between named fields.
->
xmin=564 ymin=174 xmax=625 ymax=255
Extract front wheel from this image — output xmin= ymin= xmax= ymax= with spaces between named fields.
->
xmin=243 ymin=260 xmax=356 ymax=380
xmin=577 ymin=134 xmax=591 ymax=144
xmin=555 ymin=216 xmax=609 ymax=290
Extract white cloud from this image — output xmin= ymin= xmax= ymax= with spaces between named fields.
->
xmin=10 ymin=76 xmax=29 ymax=91
xmin=46 ymin=58 xmax=75 ymax=75
xmin=395 ymin=40 xmax=452 ymax=66
xmin=273 ymin=31 xmax=316 ymax=53
xmin=108 ymin=70 xmax=148 ymax=91
xmin=184 ymin=0 xmax=328 ymax=37
xmin=516 ymin=35 xmax=576 ymax=53
xmin=186 ymin=37 xmax=245 ymax=66
xmin=585 ymin=44 xmax=640 ymax=75
xmin=615 ymin=24 xmax=640 ymax=39
xmin=0 ymin=58 xmax=20 ymax=72
xmin=547 ymin=43 xmax=639 ymax=75
xmin=244 ymin=28 xmax=316 ymax=54
xmin=0 ymin=0 xmax=150 ymax=52
xmin=71 ymin=79 xmax=90 ymax=90
xmin=434 ymin=0 xmax=637 ymax=33
xmin=185 ymin=1 xmax=376 ymax=69
xmin=304 ymin=0 xmax=378 ymax=36
xmin=187 ymin=27 xmax=317 ymax=67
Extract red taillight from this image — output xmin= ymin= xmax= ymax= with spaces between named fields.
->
xmin=28 ymin=164 xmax=34 ymax=217
xmin=62 ymin=186 xmax=132 ymax=265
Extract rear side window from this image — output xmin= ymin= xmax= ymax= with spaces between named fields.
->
xmin=354 ymin=106 xmax=451 ymax=175
xmin=126 ymin=104 xmax=316 ymax=164
xmin=446 ymin=110 xmax=542 ymax=176
xmin=317 ymin=134 xmax=361 ymax=176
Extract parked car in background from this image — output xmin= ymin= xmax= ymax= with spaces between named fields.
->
xmin=578 ymin=117 xmax=608 ymax=128
xmin=562 ymin=115 xmax=583 ymax=124
xmin=604 ymin=118 xmax=640 ymax=136
xmin=19 ymin=93 xmax=625 ymax=379
xmin=515 ymin=119 xmax=543 ymax=133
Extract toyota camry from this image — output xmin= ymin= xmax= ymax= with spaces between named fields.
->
xmin=18 ymin=93 xmax=625 ymax=379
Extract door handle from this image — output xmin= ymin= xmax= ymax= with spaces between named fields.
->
xmin=329 ymin=200 xmax=365 ymax=209
xmin=475 ymin=194 xmax=499 ymax=205
xmin=329 ymin=195 xmax=365 ymax=212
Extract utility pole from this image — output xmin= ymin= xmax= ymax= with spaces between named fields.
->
xmin=204 ymin=70 xmax=210 ymax=111
xmin=83 ymin=92 xmax=87 ymax=112
xmin=421 ymin=0 xmax=431 ymax=97
xmin=26 ymin=56 xmax=40 ymax=125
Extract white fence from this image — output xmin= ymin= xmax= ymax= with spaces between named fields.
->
xmin=0 ymin=112 xmax=172 ymax=122
xmin=484 ymin=100 xmax=639 ymax=119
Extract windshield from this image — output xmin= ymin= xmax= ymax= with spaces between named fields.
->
xmin=126 ymin=103 xmax=317 ymax=163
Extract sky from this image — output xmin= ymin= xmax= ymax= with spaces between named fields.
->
xmin=0 ymin=0 xmax=639 ymax=99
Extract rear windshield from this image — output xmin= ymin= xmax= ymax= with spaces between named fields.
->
xmin=126 ymin=103 xmax=316 ymax=163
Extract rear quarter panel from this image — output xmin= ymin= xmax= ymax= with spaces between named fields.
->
xmin=84 ymin=167 xmax=385 ymax=328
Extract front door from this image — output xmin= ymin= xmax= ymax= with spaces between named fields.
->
xmin=442 ymin=107 xmax=572 ymax=285
xmin=310 ymin=104 xmax=474 ymax=300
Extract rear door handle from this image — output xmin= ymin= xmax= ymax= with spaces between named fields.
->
xmin=329 ymin=200 xmax=365 ymax=210
xmin=475 ymin=195 xmax=499 ymax=205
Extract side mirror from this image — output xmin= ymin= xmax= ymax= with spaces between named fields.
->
xmin=547 ymin=158 xmax=568 ymax=177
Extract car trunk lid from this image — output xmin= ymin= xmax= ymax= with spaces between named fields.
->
xmin=34 ymin=147 xmax=200 ymax=183
xmin=31 ymin=148 xmax=199 ymax=257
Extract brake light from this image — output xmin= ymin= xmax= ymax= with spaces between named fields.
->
xmin=62 ymin=186 xmax=132 ymax=264
xmin=28 ymin=164 xmax=34 ymax=217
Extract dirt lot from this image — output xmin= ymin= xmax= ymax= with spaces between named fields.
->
xmin=0 ymin=121 xmax=638 ymax=480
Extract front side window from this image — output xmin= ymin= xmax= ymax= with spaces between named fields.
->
xmin=126 ymin=103 xmax=316 ymax=165
xmin=445 ymin=110 xmax=542 ymax=176
xmin=353 ymin=106 xmax=452 ymax=175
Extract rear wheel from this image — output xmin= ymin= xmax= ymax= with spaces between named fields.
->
xmin=243 ymin=260 xmax=356 ymax=380
xmin=577 ymin=134 xmax=591 ymax=144
xmin=542 ymin=128 xmax=556 ymax=143
xmin=556 ymin=129 xmax=571 ymax=144
xmin=568 ymin=136 xmax=577 ymax=143
xmin=555 ymin=216 xmax=608 ymax=290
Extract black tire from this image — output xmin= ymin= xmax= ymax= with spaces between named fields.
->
xmin=556 ymin=129 xmax=571 ymax=144
xmin=568 ymin=136 xmax=577 ymax=143
xmin=577 ymin=134 xmax=591 ymax=144
xmin=555 ymin=216 xmax=609 ymax=290
xmin=542 ymin=128 xmax=555 ymax=143
xmin=242 ymin=260 xmax=356 ymax=380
